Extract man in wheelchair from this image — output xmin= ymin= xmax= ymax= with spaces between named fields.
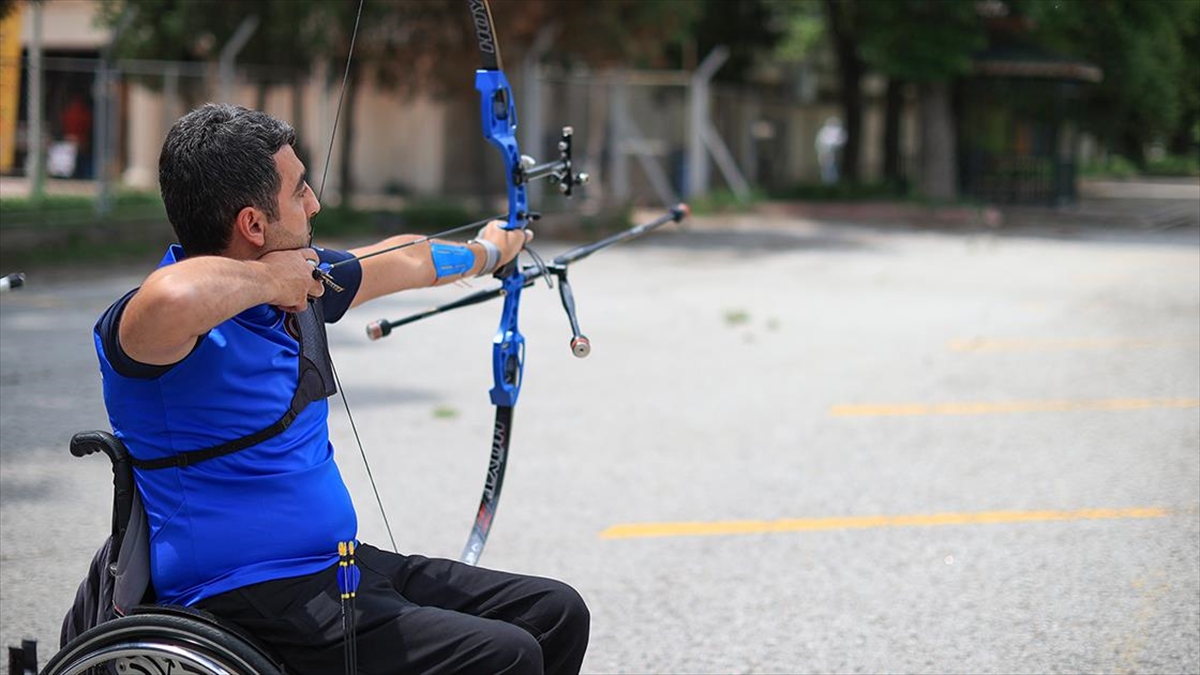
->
xmin=52 ymin=104 xmax=590 ymax=674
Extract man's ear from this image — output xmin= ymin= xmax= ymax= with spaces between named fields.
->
xmin=233 ymin=206 xmax=267 ymax=249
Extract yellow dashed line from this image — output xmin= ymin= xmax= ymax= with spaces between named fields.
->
xmin=829 ymin=398 xmax=1200 ymax=417
xmin=599 ymin=507 xmax=1171 ymax=540
xmin=947 ymin=337 xmax=1198 ymax=353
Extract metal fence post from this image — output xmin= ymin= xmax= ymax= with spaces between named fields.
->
xmin=26 ymin=0 xmax=44 ymax=203
xmin=686 ymin=47 xmax=727 ymax=199
xmin=218 ymin=16 xmax=260 ymax=104
xmin=95 ymin=7 xmax=137 ymax=216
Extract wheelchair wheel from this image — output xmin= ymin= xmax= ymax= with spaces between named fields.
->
xmin=42 ymin=613 xmax=284 ymax=675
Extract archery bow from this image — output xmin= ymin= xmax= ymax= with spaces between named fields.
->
xmin=374 ymin=0 xmax=688 ymax=566
xmin=318 ymin=0 xmax=684 ymax=567
xmin=460 ymin=0 xmax=590 ymax=565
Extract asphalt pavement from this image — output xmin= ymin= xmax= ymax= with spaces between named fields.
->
xmin=1 ymin=209 xmax=1198 ymax=673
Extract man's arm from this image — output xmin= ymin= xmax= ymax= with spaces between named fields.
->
xmin=349 ymin=221 xmax=530 ymax=309
xmin=120 ymin=249 xmax=324 ymax=366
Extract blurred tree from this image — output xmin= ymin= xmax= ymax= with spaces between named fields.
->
xmin=820 ymin=0 xmax=866 ymax=184
xmin=1175 ymin=10 xmax=1200 ymax=157
xmin=1023 ymin=0 xmax=1200 ymax=165
xmin=780 ymin=0 xmax=983 ymax=197
xmin=96 ymin=0 xmax=696 ymax=199
xmin=679 ymin=0 xmax=785 ymax=79
xmin=96 ymin=0 xmax=348 ymax=171
xmin=771 ymin=0 xmax=826 ymax=65
xmin=857 ymin=0 xmax=984 ymax=200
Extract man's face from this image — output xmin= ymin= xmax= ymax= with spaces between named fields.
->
xmin=264 ymin=144 xmax=320 ymax=252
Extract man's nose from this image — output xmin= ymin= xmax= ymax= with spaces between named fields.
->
xmin=306 ymin=184 xmax=321 ymax=217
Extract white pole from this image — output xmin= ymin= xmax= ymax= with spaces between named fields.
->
xmin=218 ymin=16 xmax=260 ymax=104
xmin=521 ymin=24 xmax=559 ymax=206
xmin=27 ymin=0 xmax=44 ymax=202
xmin=608 ymin=72 xmax=630 ymax=202
xmin=95 ymin=6 xmax=138 ymax=216
xmin=686 ymin=46 xmax=728 ymax=199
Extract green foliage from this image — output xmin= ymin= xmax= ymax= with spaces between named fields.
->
xmin=1080 ymin=155 xmax=1139 ymax=179
xmin=1144 ymin=154 xmax=1200 ymax=177
xmin=96 ymin=0 xmax=343 ymax=72
xmin=304 ymin=199 xmax=480 ymax=239
xmin=770 ymin=0 xmax=985 ymax=81
xmin=0 ymin=191 xmax=166 ymax=228
xmin=0 ymin=196 xmax=487 ymax=267
xmin=96 ymin=0 xmax=706 ymax=97
xmin=4 ymin=229 xmax=168 ymax=268
xmin=0 ymin=191 xmax=172 ymax=268
xmin=683 ymin=0 xmax=785 ymax=80
xmin=857 ymin=0 xmax=986 ymax=82
xmin=1080 ymin=153 xmax=1198 ymax=178
xmin=770 ymin=0 xmax=825 ymax=63
xmin=1022 ymin=0 xmax=1200 ymax=161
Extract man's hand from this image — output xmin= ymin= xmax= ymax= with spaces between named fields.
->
xmin=478 ymin=220 xmax=534 ymax=270
xmin=258 ymin=248 xmax=325 ymax=313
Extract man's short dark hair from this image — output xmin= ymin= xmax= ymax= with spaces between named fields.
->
xmin=158 ymin=104 xmax=296 ymax=256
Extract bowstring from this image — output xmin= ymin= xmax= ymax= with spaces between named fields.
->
xmin=318 ymin=0 xmax=364 ymax=203
xmin=319 ymin=0 xmax=399 ymax=553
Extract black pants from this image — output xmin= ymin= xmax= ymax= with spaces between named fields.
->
xmin=197 ymin=544 xmax=589 ymax=674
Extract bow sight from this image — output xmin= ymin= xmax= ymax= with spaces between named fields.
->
xmin=518 ymin=127 xmax=590 ymax=198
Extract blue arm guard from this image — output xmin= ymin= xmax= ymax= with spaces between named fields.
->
xmin=430 ymin=243 xmax=476 ymax=279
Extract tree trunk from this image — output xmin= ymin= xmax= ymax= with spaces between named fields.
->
xmin=918 ymin=81 xmax=957 ymax=201
xmin=883 ymin=78 xmax=904 ymax=187
xmin=822 ymin=0 xmax=863 ymax=184
xmin=291 ymin=76 xmax=308 ymax=168
xmin=1167 ymin=112 xmax=1196 ymax=157
xmin=336 ymin=60 xmax=359 ymax=206
xmin=839 ymin=53 xmax=863 ymax=184
xmin=1120 ymin=127 xmax=1145 ymax=167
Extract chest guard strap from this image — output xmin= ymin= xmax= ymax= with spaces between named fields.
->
xmin=130 ymin=301 xmax=337 ymax=471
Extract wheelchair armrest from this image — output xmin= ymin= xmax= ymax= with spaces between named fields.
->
xmin=70 ymin=431 xmax=135 ymax=555
xmin=70 ymin=430 xmax=131 ymax=463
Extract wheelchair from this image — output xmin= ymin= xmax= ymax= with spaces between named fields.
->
xmin=23 ymin=431 xmax=288 ymax=675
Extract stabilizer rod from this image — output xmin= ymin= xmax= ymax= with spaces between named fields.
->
xmin=365 ymin=204 xmax=690 ymax=351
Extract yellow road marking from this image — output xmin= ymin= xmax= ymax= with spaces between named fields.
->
xmin=829 ymin=398 xmax=1200 ymax=417
xmin=947 ymin=337 xmax=1198 ymax=353
xmin=599 ymin=507 xmax=1171 ymax=540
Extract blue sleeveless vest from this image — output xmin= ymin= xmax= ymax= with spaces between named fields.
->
xmin=94 ymin=246 xmax=359 ymax=606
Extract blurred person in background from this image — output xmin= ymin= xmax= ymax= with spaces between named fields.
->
xmin=816 ymin=116 xmax=846 ymax=185
xmin=60 ymin=93 xmax=92 ymax=178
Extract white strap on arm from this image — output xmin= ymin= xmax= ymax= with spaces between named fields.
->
xmin=470 ymin=237 xmax=502 ymax=277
